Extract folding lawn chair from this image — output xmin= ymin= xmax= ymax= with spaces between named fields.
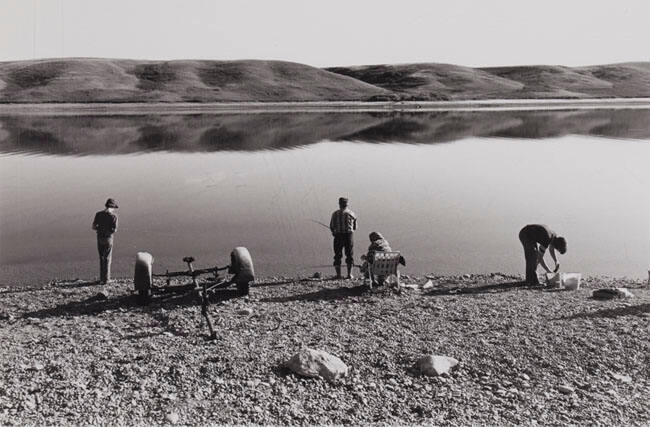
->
xmin=367 ymin=251 xmax=402 ymax=293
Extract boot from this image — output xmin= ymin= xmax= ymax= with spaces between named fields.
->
xmin=346 ymin=264 xmax=354 ymax=280
xmin=334 ymin=265 xmax=342 ymax=279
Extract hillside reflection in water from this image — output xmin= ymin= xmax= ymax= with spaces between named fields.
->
xmin=0 ymin=109 xmax=649 ymax=156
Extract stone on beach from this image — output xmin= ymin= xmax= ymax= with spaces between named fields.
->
xmin=614 ymin=288 xmax=635 ymax=298
xmin=285 ymin=348 xmax=348 ymax=382
xmin=165 ymin=412 xmax=180 ymax=424
xmin=592 ymin=288 xmax=635 ymax=300
xmin=422 ymin=280 xmax=434 ymax=289
xmin=417 ymin=355 xmax=459 ymax=376
xmin=612 ymin=373 xmax=632 ymax=383
xmin=96 ymin=289 xmax=109 ymax=300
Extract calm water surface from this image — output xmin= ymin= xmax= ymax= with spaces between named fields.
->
xmin=1 ymin=110 xmax=649 ymax=284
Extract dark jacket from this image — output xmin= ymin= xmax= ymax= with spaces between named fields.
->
xmin=93 ymin=210 xmax=118 ymax=238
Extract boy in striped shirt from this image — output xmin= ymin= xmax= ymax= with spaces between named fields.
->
xmin=329 ymin=197 xmax=358 ymax=279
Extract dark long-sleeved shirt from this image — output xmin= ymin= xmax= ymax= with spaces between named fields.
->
xmin=93 ymin=210 xmax=118 ymax=238
xmin=520 ymin=224 xmax=556 ymax=251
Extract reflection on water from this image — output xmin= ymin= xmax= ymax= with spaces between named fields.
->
xmin=0 ymin=109 xmax=649 ymax=156
xmin=0 ymin=110 xmax=649 ymax=284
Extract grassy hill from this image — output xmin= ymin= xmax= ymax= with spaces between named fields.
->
xmin=0 ymin=58 xmax=391 ymax=103
xmin=328 ymin=62 xmax=650 ymax=100
xmin=0 ymin=58 xmax=649 ymax=103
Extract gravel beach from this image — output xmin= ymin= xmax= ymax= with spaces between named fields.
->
xmin=1 ymin=274 xmax=648 ymax=425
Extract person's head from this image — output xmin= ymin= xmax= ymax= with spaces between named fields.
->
xmin=338 ymin=197 xmax=348 ymax=209
xmin=369 ymin=231 xmax=383 ymax=242
xmin=553 ymin=236 xmax=567 ymax=254
xmin=105 ymin=198 xmax=119 ymax=211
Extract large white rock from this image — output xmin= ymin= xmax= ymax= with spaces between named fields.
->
xmin=285 ymin=348 xmax=348 ymax=382
xmin=417 ymin=355 xmax=459 ymax=376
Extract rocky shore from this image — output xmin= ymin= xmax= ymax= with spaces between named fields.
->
xmin=1 ymin=274 xmax=648 ymax=425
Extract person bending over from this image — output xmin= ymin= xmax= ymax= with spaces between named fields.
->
xmin=518 ymin=224 xmax=567 ymax=286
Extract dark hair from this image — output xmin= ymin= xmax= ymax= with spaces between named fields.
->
xmin=554 ymin=236 xmax=567 ymax=254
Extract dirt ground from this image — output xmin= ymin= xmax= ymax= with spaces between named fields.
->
xmin=1 ymin=274 xmax=648 ymax=426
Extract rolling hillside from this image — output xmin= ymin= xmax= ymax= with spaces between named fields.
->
xmin=328 ymin=62 xmax=650 ymax=100
xmin=0 ymin=58 xmax=649 ymax=103
xmin=0 ymin=58 xmax=391 ymax=103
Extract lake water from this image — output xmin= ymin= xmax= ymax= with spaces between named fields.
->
xmin=1 ymin=109 xmax=649 ymax=285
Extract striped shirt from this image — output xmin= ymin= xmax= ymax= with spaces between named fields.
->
xmin=330 ymin=208 xmax=357 ymax=234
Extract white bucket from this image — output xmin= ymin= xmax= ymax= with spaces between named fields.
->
xmin=546 ymin=272 xmax=561 ymax=287
xmin=561 ymin=273 xmax=582 ymax=290
xmin=545 ymin=272 xmax=581 ymax=290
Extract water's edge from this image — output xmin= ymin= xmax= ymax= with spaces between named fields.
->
xmin=2 ymin=98 xmax=650 ymax=116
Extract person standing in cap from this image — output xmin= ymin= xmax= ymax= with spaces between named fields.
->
xmin=92 ymin=198 xmax=119 ymax=284
xmin=329 ymin=197 xmax=357 ymax=279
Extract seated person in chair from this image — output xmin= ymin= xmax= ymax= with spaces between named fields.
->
xmin=360 ymin=232 xmax=399 ymax=286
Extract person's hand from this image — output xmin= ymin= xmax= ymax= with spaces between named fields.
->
xmin=554 ymin=263 xmax=560 ymax=273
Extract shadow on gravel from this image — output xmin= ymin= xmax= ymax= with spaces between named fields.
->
xmin=259 ymin=283 xmax=368 ymax=303
xmin=252 ymin=279 xmax=297 ymax=288
xmin=22 ymin=288 xmax=241 ymax=320
xmin=49 ymin=280 xmax=102 ymax=289
xmin=123 ymin=331 xmax=166 ymax=341
xmin=271 ymin=364 xmax=292 ymax=379
xmin=0 ymin=281 xmax=100 ymax=296
xmin=252 ymin=277 xmax=338 ymax=288
xmin=560 ymin=303 xmax=650 ymax=320
xmin=423 ymin=281 xmax=537 ymax=297
xmin=23 ymin=293 xmax=140 ymax=319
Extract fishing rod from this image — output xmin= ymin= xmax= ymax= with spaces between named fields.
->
xmin=309 ymin=219 xmax=331 ymax=230
xmin=306 ymin=264 xmax=364 ymax=269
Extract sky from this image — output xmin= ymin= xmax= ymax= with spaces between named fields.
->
xmin=1 ymin=0 xmax=649 ymax=67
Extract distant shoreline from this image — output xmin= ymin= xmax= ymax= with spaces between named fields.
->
xmin=1 ymin=98 xmax=650 ymax=116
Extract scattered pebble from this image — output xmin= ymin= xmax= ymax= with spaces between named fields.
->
xmin=558 ymin=385 xmax=575 ymax=395
xmin=96 ymin=290 xmax=109 ymax=299
xmin=612 ymin=373 xmax=632 ymax=383
xmin=165 ymin=412 xmax=180 ymax=424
